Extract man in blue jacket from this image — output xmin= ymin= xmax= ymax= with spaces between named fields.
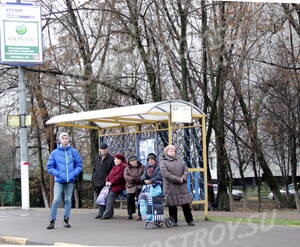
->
xmin=46 ymin=132 xmax=82 ymax=230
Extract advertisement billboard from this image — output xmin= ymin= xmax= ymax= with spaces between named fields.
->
xmin=0 ymin=3 xmax=43 ymax=65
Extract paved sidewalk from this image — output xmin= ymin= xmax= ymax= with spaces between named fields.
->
xmin=0 ymin=207 xmax=299 ymax=246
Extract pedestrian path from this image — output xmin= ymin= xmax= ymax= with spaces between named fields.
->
xmin=0 ymin=207 xmax=299 ymax=246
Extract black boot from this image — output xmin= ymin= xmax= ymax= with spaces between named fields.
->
xmin=46 ymin=219 xmax=55 ymax=230
xmin=188 ymin=221 xmax=195 ymax=226
xmin=64 ymin=218 xmax=71 ymax=228
xmin=95 ymin=206 xmax=103 ymax=219
xmin=127 ymin=214 xmax=132 ymax=220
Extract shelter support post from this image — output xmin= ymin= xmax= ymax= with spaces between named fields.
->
xmin=49 ymin=125 xmax=55 ymax=207
xmin=202 ymin=116 xmax=209 ymax=219
xmin=168 ymin=114 xmax=172 ymax=145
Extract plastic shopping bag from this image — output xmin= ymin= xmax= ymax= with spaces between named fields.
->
xmin=96 ymin=186 xmax=110 ymax=205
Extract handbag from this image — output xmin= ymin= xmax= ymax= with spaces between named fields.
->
xmin=96 ymin=186 xmax=110 ymax=205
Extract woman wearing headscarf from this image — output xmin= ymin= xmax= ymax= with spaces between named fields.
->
xmin=124 ymin=155 xmax=144 ymax=220
xmin=140 ymin=153 xmax=162 ymax=186
xmin=139 ymin=153 xmax=163 ymax=224
xmin=100 ymin=154 xmax=126 ymax=220
xmin=160 ymin=145 xmax=194 ymax=226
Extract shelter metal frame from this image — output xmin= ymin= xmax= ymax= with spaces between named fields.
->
xmin=46 ymin=100 xmax=208 ymax=218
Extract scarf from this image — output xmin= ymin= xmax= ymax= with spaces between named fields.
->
xmin=147 ymin=164 xmax=156 ymax=177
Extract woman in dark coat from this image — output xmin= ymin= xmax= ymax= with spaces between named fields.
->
xmin=101 ymin=154 xmax=126 ymax=220
xmin=160 ymin=145 xmax=194 ymax=226
xmin=124 ymin=155 xmax=144 ymax=220
xmin=140 ymin=153 xmax=162 ymax=186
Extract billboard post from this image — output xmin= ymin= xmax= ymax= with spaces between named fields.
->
xmin=0 ymin=1 xmax=43 ymax=209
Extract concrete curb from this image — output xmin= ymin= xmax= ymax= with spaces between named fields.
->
xmin=0 ymin=236 xmax=85 ymax=246
xmin=0 ymin=236 xmax=51 ymax=245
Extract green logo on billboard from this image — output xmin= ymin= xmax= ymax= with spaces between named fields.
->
xmin=15 ymin=24 xmax=27 ymax=35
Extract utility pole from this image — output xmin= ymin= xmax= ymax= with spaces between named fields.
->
xmin=1 ymin=0 xmax=43 ymax=209
xmin=16 ymin=0 xmax=30 ymax=210
xmin=19 ymin=65 xmax=30 ymax=209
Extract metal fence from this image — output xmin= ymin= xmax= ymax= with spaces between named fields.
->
xmin=0 ymin=146 xmax=21 ymax=206
xmin=99 ymin=123 xmax=207 ymax=205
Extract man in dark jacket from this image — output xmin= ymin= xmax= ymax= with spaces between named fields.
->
xmin=93 ymin=143 xmax=114 ymax=219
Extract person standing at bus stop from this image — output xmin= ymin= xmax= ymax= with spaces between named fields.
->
xmin=160 ymin=145 xmax=194 ymax=226
xmin=93 ymin=143 xmax=115 ymax=219
xmin=46 ymin=132 xmax=82 ymax=229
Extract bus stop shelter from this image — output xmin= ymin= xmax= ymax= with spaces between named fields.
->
xmin=46 ymin=100 xmax=208 ymax=217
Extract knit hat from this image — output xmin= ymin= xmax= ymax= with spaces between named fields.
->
xmin=59 ymin=132 xmax=69 ymax=141
xmin=128 ymin=155 xmax=138 ymax=162
xmin=114 ymin=153 xmax=125 ymax=161
xmin=100 ymin=143 xmax=108 ymax=149
xmin=147 ymin=153 xmax=157 ymax=161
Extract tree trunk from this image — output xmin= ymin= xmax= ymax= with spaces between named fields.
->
xmin=66 ymin=0 xmax=103 ymax=208
xmin=201 ymin=0 xmax=209 ymax=115
xmin=36 ymin=127 xmax=49 ymax=208
xmin=199 ymin=0 xmax=215 ymax=207
xmin=233 ymin=120 xmax=248 ymax=210
xmin=215 ymin=2 xmax=229 ymax=211
xmin=240 ymin=169 xmax=247 ymax=211
xmin=290 ymin=133 xmax=300 ymax=210
xmin=252 ymin=155 xmax=262 ymax=212
xmin=39 ymin=180 xmax=49 ymax=208
xmin=125 ymin=0 xmax=161 ymax=102
xmin=215 ymin=86 xmax=230 ymax=211
xmin=215 ymin=84 xmax=230 ymax=211
xmin=227 ymin=162 xmax=234 ymax=211
xmin=231 ymin=70 xmax=288 ymax=208
xmin=28 ymin=74 xmax=50 ymax=208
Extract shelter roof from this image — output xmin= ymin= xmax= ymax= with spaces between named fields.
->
xmin=46 ymin=100 xmax=204 ymax=129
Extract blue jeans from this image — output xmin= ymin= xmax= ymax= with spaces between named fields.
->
xmin=50 ymin=182 xmax=74 ymax=220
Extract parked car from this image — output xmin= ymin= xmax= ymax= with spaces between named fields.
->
xmin=191 ymin=184 xmax=244 ymax=201
xmin=268 ymin=184 xmax=298 ymax=200
xmin=212 ymin=184 xmax=243 ymax=201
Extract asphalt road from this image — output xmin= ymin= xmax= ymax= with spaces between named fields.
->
xmin=0 ymin=208 xmax=299 ymax=247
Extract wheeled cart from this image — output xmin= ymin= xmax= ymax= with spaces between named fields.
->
xmin=138 ymin=184 xmax=175 ymax=229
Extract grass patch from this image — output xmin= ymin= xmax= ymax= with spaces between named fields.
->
xmin=246 ymin=192 xmax=271 ymax=199
xmin=194 ymin=216 xmax=300 ymax=226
